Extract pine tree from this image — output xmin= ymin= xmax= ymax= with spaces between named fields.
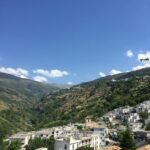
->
xmin=119 ymin=129 xmax=135 ymax=150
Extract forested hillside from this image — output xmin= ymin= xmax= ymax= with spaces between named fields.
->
xmin=0 ymin=68 xmax=150 ymax=138
xmin=0 ymin=72 xmax=60 ymax=137
xmin=36 ymin=68 xmax=150 ymax=128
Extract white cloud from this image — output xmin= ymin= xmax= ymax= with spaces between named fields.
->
xmin=132 ymin=51 xmax=150 ymax=71
xmin=19 ymin=75 xmax=28 ymax=79
xmin=110 ymin=69 xmax=122 ymax=75
xmin=67 ymin=81 xmax=73 ymax=85
xmin=0 ymin=67 xmax=29 ymax=78
xmin=132 ymin=63 xmax=150 ymax=71
xmin=33 ymin=69 xmax=69 ymax=78
xmin=99 ymin=72 xmax=106 ymax=77
xmin=137 ymin=51 xmax=150 ymax=62
xmin=33 ymin=76 xmax=48 ymax=82
xmin=100 ymin=51 xmax=150 ymax=77
xmin=126 ymin=50 xmax=134 ymax=58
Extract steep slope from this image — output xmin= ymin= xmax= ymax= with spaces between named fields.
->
xmin=0 ymin=72 xmax=60 ymax=136
xmin=0 ymin=68 xmax=150 ymax=136
xmin=37 ymin=68 xmax=150 ymax=128
xmin=0 ymin=72 xmax=60 ymax=100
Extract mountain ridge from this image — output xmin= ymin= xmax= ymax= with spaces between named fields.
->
xmin=0 ymin=72 xmax=62 ymax=136
xmin=0 ymin=68 xmax=150 ymax=137
xmin=36 ymin=67 xmax=150 ymax=128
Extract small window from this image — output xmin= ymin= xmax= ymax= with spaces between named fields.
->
xmin=64 ymin=144 xmax=67 ymax=150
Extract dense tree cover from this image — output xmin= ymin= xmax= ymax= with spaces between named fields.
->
xmin=0 ymin=68 xmax=150 ymax=136
xmin=119 ymin=129 xmax=135 ymax=150
xmin=0 ymin=127 xmax=7 ymax=143
xmin=0 ymin=124 xmax=10 ymax=150
xmin=0 ymin=72 xmax=61 ymax=137
xmin=25 ymin=136 xmax=54 ymax=150
xmin=0 ymin=141 xmax=21 ymax=150
xmin=37 ymin=69 xmax=150 ymax=128
xmin=7 ymin=141 xmax=21 ymax=150
xmin=76 ymin=125 xmax=83 ymax=131
xmin=146 ymin=123 xmax=150 ymax=131
xmin=0 ymin=143 xmax=8 ymax=150
xmin=76 ymin=146 xmax=94 ymax=150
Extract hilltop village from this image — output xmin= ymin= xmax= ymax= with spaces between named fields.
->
xmin=7 ymin=100 xmax=150 ymax=150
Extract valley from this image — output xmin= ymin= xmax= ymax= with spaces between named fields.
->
xmin=0 ymin=68 xmax=150 ymax=150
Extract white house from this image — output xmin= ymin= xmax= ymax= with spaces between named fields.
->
xmin=9 ymin=133 xmax=31 ymax=148
xmin=127 ymin=113 xmax=140 ymax=123
xmin=92 ymin=128 xmax=108 ymax=146
xmin=54 ymin=128 xmax=108 ymax=150
xmin=35 ymin=148 xmax=48 ymax=150
xmin=55 ymin=136 xmax=84 ymax=150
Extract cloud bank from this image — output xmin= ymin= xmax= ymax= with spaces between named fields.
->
xmin=33 ymin=76 xmax=48 ymax=82
xmin=137 ymin=51 xmax=150 ymax=62
xmin=99 ymin=72 xmax=106 ymax=77
xmin=110 ymin=69 xmax=122 ymax=75
xmin=33 ymin=69 xmax=69 ymax=78
xmin=99 ymin=50 xmax=150 ymax=78
xmin=0 ymin=67 xmax=29 ymax=78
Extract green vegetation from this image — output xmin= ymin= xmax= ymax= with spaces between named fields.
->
xmin=146 ymin=123 xmax=150 ymax=131
xmin=0 ymin=72 xmax=61 ymax=137
xmin=0 ymin=141 xmax=21 ymax=150
xmin=76 ymin=125 xmax=83 ymax=131
xmin=76 ymin=146 xmax=94 ymax=150
xmin=25 ymin=136 xmax=54 ymax=150
xmin=0 ymin=68 xmax=150 ymax=138
xmin=37 ymin=68 xmax=150 ymax=128
xmin=7 ymin=141 xmax=21 ymax=150
xmin=0 ymin=124 xmax=10 ymax=150
xmin=140 ymin=110 xmax=149 ymax=121
xmin=119 ymin=129 xmax=135 ymax=150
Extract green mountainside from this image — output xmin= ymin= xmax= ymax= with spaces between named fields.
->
xmin=36 ymin=68 xmax=150 ymax=128
xmin=0 ymin=72 xmax=60 ymax=136
xmin=0 ymin=68 xmax=150 ymax=137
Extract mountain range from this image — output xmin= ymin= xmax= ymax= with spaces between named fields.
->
xmin=0 ymin=73 xmax=61 ymax=136
xmin=0 ymin=68 xmax=150 ymax=137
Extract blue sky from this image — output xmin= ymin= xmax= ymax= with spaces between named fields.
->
xmin=0 ymin=0 xmax=150 ymax=84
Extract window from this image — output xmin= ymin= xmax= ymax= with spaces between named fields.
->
xmin=64 ymin=144 xmax=67 ymax=150
xmin=71 ymin=144 xmax=74 ymax=150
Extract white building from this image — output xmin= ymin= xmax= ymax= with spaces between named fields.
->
xmin=35 ymin=148 xmax=48 ymax=150
xmin=92 ymin=128 xmax=108 ymax=146
xmin=127 ymin=113 xmax=140 ymax=123
xmin=54 ymin=127 xmax=108 ymax=150
xmin=8 ymin=124 xmax=80 ymax=149
xmin=91 ymin=134 xmax=105 ymax=150
xmin=55 ymin=136 xmax=86 ymax=150
xmin=136 ymin=100 xmax=150 ymax=113
xmin=9 ymin=133 xmax=31 ymax=148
